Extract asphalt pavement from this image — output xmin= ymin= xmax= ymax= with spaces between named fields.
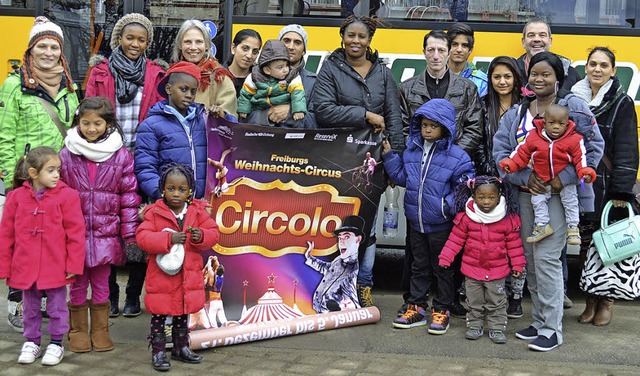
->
xmin=1 ymin=256 xmax=639 ymax=376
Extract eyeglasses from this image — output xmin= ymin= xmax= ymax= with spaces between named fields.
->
xmin=421 ymin=123 xmax=441 ymax=130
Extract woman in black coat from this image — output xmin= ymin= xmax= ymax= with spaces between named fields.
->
xmin=310 ymin=16 xmax=404 ymax=307
xmin=571 ymin=47 xmax=639 ymax=326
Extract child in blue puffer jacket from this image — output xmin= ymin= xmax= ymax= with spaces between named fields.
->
xmin=381 ymin=99 xmax=475 ymax=335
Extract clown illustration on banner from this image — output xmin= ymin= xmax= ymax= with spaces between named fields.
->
xmin=189 ymin=117 xmax=385 ymax=348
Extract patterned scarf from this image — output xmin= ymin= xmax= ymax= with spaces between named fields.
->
xmin=197 ymin=57 xmax=235 ymax=91
xmin=108 ymin=46 xmax=146 ymax=104
xmin=571 ymin=76 xmax=624 ymax=118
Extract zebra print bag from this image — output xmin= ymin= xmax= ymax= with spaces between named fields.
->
xmin=580 ymin=243 xmax=640 ymax=300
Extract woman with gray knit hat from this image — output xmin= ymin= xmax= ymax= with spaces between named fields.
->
xmin=85 ymin=13 xmax=165 ymax=320
xmin=172 ymin=19 xmax=237 ymax=120
xmin=0 ymin=16 xmax=80 ymax=344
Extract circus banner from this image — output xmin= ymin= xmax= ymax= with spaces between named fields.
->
xmin=189 ymin=117 xmax=386 ymax=346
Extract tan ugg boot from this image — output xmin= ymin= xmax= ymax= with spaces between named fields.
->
xmin=68 ymin=302 xmax=91 ymax=353
xmin=593 ymin=298 xmax=614 ymax=326
xmin=89 ymin=301 xmax=114 ymax=352
xmin=578 ymin=295 xmax=599 ymax=324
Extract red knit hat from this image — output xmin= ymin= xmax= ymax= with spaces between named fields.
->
xmin=157 ymin=61 xmax=202 ymax=98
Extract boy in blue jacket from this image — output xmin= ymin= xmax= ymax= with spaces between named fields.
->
xmin=382 ymin=99 xmax=474 ymax=334
xmin=135 ymin=62 xmax=208 ymax=201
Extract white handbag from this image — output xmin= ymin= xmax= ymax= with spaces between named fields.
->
xmin=156 ymin=228 xmax=185 ymax=276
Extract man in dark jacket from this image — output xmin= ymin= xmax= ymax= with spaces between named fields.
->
xmin=515 ymin=17 xmax=581 ymax=92
xmin=399 ymin=30 xmax=484 ymax=159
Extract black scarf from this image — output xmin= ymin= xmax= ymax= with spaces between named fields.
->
xmin=108 ymin=47 xmax=146 ymax=104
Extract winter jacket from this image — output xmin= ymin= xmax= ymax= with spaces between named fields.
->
xmin=0 ymin=181 xmax=85 ymax=289
xmin=60 ymin=145 xmax=142 ymax=268
xmin=134 ymin=100 xmax=208 ymax=201
xmin=493 ymin=91 xmax=604 ymax=212
xmin=382 ymin=99 xmax=475 ymax=234
xmin=516 ymin=53 xmax=580 ymax=92
xmin=399 ymin=69 xmax=484 ymax=157
xmin=136 ymin=199 xmax=220 ymax=316
xmin=311 ymin=49 xmax=404 ymax=153
xmin=85 ymin=59 xmax=165 ymax=124
xmin=439 ymin=205 xmax=526 ymax=281
xmin=238 ymin=71 xmax=306 ymax=115
xmin=0 ymin=71 xmax=79 ymax=187
xmin=573 ymin=77 xmax=638 ymax=216
xmin=503 ymin=118 xmax=594 ymax=182
xmin=460 ymin=62 xmax=489 ymax=98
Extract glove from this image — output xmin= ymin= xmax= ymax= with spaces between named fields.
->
xmin=499 ymin=158 xmax=518 ymax=173
xmin=578 ymin=167 xmax=597 ymax=183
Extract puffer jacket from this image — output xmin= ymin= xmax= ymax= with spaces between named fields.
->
xmin=0 ymin=71 xmax=79 ymax=187
xmin=439 ymin=203 xmax=526 ymax=281
xmin=85 ymin=59 xmax=165 ymax=124
xmin=399 ymin=69 xmax=484 ymax=157
xmin=0 ymin=181 xmax=85 ymax=289
xmin=382 ymin=99 xmax=475 ymax=234
xmin=134 ymin=100 xmax=207 ymax=201
xmin=311 ymin=49 xmax=404 ymax=153
xmin=493 ymin=90 xmax=604 ymax=212
xmin=136 ymin=198 xmax=220 ymax=315
xmin=60 ymin=145 xmax=141 ymax=268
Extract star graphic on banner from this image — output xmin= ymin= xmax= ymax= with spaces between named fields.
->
xmin=242 ymin=280 xmax=249 ymax=287
xmin=293 ymin=279 xmax=299 ymax=286
xmin=267 ymin=273 xmax=277 ymax=285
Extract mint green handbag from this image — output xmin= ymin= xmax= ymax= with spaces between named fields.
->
xmin=592 ymin=201 xmax=640 ymax=266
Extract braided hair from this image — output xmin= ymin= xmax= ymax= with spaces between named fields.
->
xmin=159 ymin=163 xmax=196 ymax=203
xmin=339 ymin=15 xmax=379 ymax=59
xmin=452 ymin=175 xmax=519 ymax=216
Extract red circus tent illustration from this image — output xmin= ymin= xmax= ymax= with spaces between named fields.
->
xmin=239 ymin=274 xmax=304 ymax=324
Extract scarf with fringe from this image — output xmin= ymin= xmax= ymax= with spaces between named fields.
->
xmin=197 ymin=57 xmax=235 ymax=91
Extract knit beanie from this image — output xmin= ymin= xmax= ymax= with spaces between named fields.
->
xmin=29 ymin=16 xmax=64 ymax=47
xmin=258 ymin=40 xmax=290 ymax=68
xmin=22 ymin=17 xmax=74 ymax=93
xmin=110 ymin=13 xmax=154 ymax=50
xmin=278 ymin=24 xmax=308 ymax=52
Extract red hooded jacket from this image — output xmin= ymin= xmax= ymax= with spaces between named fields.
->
xmin=0 ymin=181 xmax=86 ymax=289
xmin=136 ymin=199 xmax=219 ymax=316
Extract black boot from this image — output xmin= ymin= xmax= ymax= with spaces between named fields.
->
xmin=149 ymin=332 xmax=171 ymax=372
xmin=507 ymin=296 xmax=523 ymax=319
xmin=171 ymin=327 xmax=202 ymax=364
xmin=109 ymin=290 xmax=120 ymax=318
xmin=123 ymin=296 xmax=141 ymax=317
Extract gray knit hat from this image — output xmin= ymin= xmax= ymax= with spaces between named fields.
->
xmin=278 ymin=24 xmax=308 ymax=52
xmin=110 ymin=13 xmax=154 ymax=50
xmin=258 ymin=40 xmax=290 ymax=68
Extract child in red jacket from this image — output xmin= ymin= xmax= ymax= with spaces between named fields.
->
xmin=0 ymin=146 xmax=86 ymax=366
xmin=439 ymin=176 xmax=525 ymax=345
xmin=136 ymin=163 xmax=220 ymax=372
xmin=500 ymin=104 xmax=596 ymax=245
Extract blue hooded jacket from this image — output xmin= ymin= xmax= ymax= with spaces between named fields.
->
xmin=382 ymin=99 xmax=475 ymax=234
xmin=134 ymin=100 xmax=208 ymax=201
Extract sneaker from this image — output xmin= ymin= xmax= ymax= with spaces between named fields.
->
xmin=566 ymin=226 xmax=581 ymax=246
xmin=563 ymin=294 xmax=573 ymax=309
xmin=18 ymin=342 xmax=41 ymax=364
xmin=392 ymin=304 xmax=427 ymax=329
xmin=396 ymin=302 xmax=409 ymax=317
xmin=515 ymin=325 xmax=538 ymax=340
xmin=526 ymin=224 xmax=554 ymax=243
xmin=109 ymin=302 xmax=120 ymax=318
xmin=428 ymin=309 xmax=450 ymax=335
xmin=41 ymin=344 xmax=64 ymax=366
xmin=528 ymin=333 xmax=559 ymax=352
xmin=8 ymin=299 xmax=24 ymax=333
xmin=465 ymin=326 xmax=483 ymax=340
xmin=123 ymin=298 xmax=141 ymax=317
xmin=489 ymin=329 xmax=507 ymax=344
xmin=507 ymin=297 xmax=523 ymax=319
xmin=357 ymin=285 xmax=374 ymax=307
xmin=450 ymin=301 xmax=468 ymax=319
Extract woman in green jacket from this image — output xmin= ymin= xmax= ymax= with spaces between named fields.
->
xmin=0 ymin=16 xmax=79 ymax=189
xmin=0 ymin=16 xmax=79 ymax=335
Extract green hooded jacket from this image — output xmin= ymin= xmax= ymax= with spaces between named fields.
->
xmin=0 ymin=71 xmax=79 ymax=187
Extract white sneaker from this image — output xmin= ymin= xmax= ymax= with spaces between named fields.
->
xmin=18 ymin=341 xmax=41 ymax=364
xmin=41 ymin=344 xmax=64 ymax=366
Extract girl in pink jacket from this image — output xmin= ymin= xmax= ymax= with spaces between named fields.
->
xmin=0 ymin=146 xmax=86 ymax=366
xmin=439 ymin=176 xmax=525 ymax=345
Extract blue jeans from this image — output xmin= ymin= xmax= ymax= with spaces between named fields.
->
xmin=357 ymin=218 xmax=377 ymax=287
